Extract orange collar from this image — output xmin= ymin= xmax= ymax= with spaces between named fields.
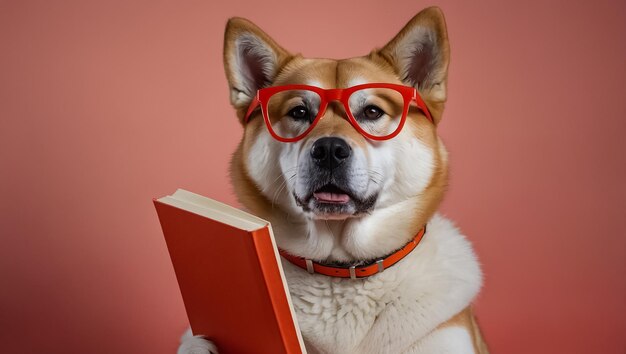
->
xmin=278 ymin=225 xmax=426 ymax=279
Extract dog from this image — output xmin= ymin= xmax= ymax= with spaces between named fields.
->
xmin=178 ymin=6 xmax=488 ymax=354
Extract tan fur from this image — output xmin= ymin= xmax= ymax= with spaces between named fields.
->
xmin=437 ymin=306 xmax=490 ymax=354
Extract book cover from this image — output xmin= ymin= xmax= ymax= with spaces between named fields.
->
xmin=154 ymin=189 xmax=306 ymax=354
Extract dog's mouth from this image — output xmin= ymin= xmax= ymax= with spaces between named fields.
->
xmin=294 ymin=183 xmax=377 ymax=220
xmin=313 ymin=184 xmax=351 ymax=204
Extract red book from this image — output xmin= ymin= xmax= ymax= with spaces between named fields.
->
xmin=154 ymin=189 xmax=306 ymax=354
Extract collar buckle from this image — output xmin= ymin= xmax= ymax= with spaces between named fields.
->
xmin=376 ymin=259 xmax=385 ymax=273
xmin=305 ymin=259 xmax=314 ymax=274
xmin=349 ymin=266 xmax=357 ymax=279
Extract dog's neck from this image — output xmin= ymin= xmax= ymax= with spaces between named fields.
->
xmin=278 ymin=224 xmax=426 ymax=281
xmin=267 ymin=195 xmax=435 ymax=264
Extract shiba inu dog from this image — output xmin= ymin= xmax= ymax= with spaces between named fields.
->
xmin=178 ymin=6 xmax=488 ymax=354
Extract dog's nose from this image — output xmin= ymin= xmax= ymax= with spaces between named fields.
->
xmin=310 ymin=137 xmax=352 ymax=170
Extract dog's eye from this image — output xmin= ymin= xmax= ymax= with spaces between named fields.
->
xmin=287 ymin=105 xmax=311 ymax=121
xmin=360 ymin=105 xmax=385 ymax=120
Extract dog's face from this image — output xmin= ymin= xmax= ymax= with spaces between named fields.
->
xmin=256 ymin=59 xmax=440 ymax=221
xmin=224 ymin=7 xmax=450 ymax=259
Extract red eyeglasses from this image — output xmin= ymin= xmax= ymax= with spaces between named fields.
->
xmin=244 ymin=83 xmax=433 ymax=142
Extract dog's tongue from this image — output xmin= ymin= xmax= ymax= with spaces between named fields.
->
xmin=314 ymin=192 xmax=350 ymax=203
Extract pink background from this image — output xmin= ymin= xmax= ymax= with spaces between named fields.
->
xmin=1 ymin=0 xmax=625 ymax=353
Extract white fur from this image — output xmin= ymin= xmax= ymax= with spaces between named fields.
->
xmin=407 ymin=327 xmax=476 ymax=354
xmin=346 ymin=77 xmax=367 ymax=88
xmin=178 ymin=214 xmax=482 ymax=354
xmin=284 ymin=214 xmax=482 ymax=353
xmin=306 ymin=79 xmax=325 ymax=88
xmin=178 ymin=328 xmax=218 ymax=354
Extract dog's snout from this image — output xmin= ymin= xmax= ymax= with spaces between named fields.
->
xmin=310 ymin=137 xmax=352 ymax=170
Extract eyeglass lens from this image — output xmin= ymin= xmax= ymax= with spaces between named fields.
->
xmin=266 ymin=88 xmax=405 ymax=139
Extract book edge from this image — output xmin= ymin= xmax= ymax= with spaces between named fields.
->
xmin=172 ymin=189 xmax=269 ymax=226
xmin=252 ymin=225 xmax=307 ymax=354
xmin=156 ymin=194 xmax=264 ymax=232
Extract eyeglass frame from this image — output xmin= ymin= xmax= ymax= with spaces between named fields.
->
xmin=244 ymin=82 xmax=434 ymax=143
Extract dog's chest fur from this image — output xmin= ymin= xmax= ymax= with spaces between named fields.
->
xmin=281 ymin=214 xmax=482 ymax=354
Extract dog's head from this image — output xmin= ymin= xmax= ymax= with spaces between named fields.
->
xmin=224 ymin=7 xmax=450 ymax=260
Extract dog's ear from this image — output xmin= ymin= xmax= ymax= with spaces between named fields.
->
xmin=377 ymin=7 xmax=450 ymax=103
xmin=223 ymin=18 xmax=291 ymax=110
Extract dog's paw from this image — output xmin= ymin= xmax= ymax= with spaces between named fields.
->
xmin=177 ymin=327 xmax=218 ymax=354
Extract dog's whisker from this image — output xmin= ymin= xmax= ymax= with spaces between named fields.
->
xmin=267 ymin=166 xmax=298 ymax=190
xmin=271 ymin=173 xmax=297 ymax=211
xmin=271 ymin=180 xmax=288 ymax=210
xmin=266 ymin=167 xmax=297 ymax=203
